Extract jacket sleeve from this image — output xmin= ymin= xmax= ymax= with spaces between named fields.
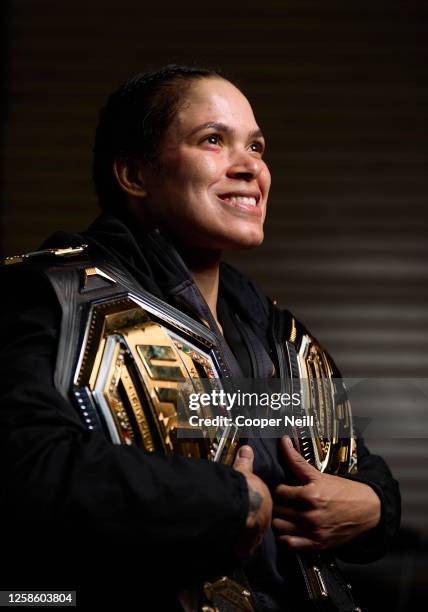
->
xmin=290 ymin=311 xmax=401 ymax=563
xmin=335 ymin=435 xmax=401 ymax=563
xmin=0 ymin=266 xmax=249 ymax=582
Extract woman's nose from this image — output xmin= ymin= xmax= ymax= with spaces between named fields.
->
xmin=226 ymin=150 xmax=263 ymax=181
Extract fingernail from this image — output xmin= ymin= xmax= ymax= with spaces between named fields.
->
xmin=285 ymin=436 xmax=293 ymax=448
xmin=238 ymin=445 xmax=251 ymax=459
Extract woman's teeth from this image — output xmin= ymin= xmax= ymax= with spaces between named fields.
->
xmin=222 ymin=196 xmax=257 ymax=206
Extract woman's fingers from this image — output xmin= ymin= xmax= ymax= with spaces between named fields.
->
xmin=277 ymin=535 xmax=323 ymax=551
xmin=272 ymin=517 xmax=300 ymax=536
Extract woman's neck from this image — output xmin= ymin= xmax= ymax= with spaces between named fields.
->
xmin=190 ymin=265 xmax=220 ymax=316
xmin=176 ymin=246 xmax=223 ymax=334
xmin=127 ymin=212 xmax=223 ymax=327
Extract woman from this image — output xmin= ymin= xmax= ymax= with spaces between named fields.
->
xmin=0 ymin=65 xmax=400 ymax=611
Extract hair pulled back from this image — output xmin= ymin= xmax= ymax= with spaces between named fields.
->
xmin=93 ymin=64 xmax=223 ymax=216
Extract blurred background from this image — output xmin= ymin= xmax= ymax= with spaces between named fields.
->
xmin=2 ymin=1 xmax=427 ymax=609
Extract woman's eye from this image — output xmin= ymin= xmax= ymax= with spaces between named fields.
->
xmin=249 ymin=142 xmax=264 ymax=154
xmin=205 ymin=134 xmax=221 ymax=145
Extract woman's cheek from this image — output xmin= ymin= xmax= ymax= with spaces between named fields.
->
xmin=184 ymin=150 xmax=224 ymax=181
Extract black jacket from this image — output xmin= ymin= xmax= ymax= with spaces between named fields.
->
xmin=0 ymin=214 xmax=400 ymax=610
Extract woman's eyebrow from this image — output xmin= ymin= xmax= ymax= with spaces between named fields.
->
xmin=187 ymin=121 xmax=264 ymax=140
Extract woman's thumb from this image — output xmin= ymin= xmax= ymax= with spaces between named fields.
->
xmin=233 ymin=445 xmax=254 ymax=473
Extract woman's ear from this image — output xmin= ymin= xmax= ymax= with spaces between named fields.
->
xmin=113 ymin=157 xmax=148 ymax=198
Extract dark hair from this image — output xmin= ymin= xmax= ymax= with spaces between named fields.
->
xmin=93 ymin=64 xmax=224 ymax=215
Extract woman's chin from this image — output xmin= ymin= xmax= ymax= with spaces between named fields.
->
xmin=177 ymin=225 xmax=264 ymax=251
xmin=225 ymin=228 xmax=264 ymax=250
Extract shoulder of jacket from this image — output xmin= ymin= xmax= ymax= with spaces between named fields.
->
xmin=272 ymin=302 xmax=343 ymax=377
xmin=1 ymin=244 xmax=89 ymax=267
xmin=1 ymin=228 xmax=93 ymax=267
xmin=0 ymin=236 xmax=100 ymax=302
xmin=269 ymin=301 xmax=307 ymax=343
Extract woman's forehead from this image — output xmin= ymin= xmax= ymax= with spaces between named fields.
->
xmin=174 ymin=77 xmax=259 ymax=135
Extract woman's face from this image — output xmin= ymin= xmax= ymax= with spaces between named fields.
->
xmin=139 ymin=77 xmax=271 ymax=251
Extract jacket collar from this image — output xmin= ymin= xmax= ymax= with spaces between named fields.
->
xmin=45 ymin=212 xmax=272 ymax=347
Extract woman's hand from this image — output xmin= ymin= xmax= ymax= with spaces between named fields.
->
xmin=272 ymin=437 xmax=381 ymax=551
xmin=233 ymin=445 xmax=273 ymax=559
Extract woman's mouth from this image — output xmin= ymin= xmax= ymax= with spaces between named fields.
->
xmin=217 ymin=193 xmax=262 ymax=216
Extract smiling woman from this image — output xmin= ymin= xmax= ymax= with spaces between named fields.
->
xmin=115 ymin=76 xmax=270 ymax=250
xmin=0 ymin=64 xmax=400 ymax=611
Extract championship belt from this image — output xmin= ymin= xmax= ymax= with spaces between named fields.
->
xmin=286 ymin=317 xmax=358 ymax=476
xmin=2 ymin=244 xmax=359 ymax=612
xmin=274 ymin=309 xmax=360 ymax=612
xmin=32 ymin=245 xmax=256 ymax=611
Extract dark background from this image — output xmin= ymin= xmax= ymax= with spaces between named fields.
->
xmin=2 ymin=1 xmax=427 ymax=609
